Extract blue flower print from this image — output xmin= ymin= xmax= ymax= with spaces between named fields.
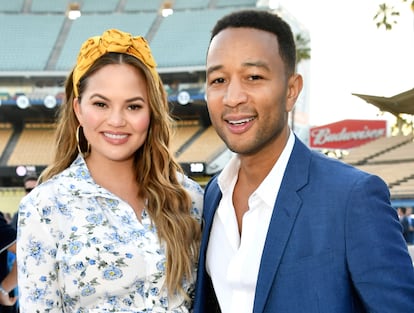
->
xmin=90 ymin=237 xmax=101 ymax=244
xmin=96 ymin=197 xmax=119 ymax=210
xmin=86 ymin=213 xmax=104 ymax=225
xmin=75 ymin=261 xmax=85 ymax=270
xmin=27 ymin=239 xmax=44 ymax=263
xmin=159 ymin=296 xmax=168 ymax=307
xmin=150 ymin=287 xmax=159 ymax=296
xmin=103 ymin=244 xmax=115 ymax=252
xmin=45 ymin=299 xmax=55 ymax=308
xmin=81 ymin=284 xmax=96 ymax=297
xmin=41 ymin=206 xmax=51 ymax=217
xmin=86 ymin=206 xmax=95 ymax=212
xmin=29 ymin=287 xmax=46 ymax=302
xmin=62 ymin=262 xmax=71 ymax=274
xmin=69 ymin=241 xmax=84 ymax=255
xmin=135 ymin=279 xmax=145 ymax=297
xmin=120 ymin=214 xmax=134 ymax=225
xmin=109 ymin=232 xmax=129 ymax=244
xmin=57 ymin=200 xmax=72 ymax=216
xmin=123 ymin=297 xmax=133 ymax=306
xmin=108 ymin=296 xmax=117 ymax=305
xmin=156 ymin=260 xmax=165 ymax=272
xmin=49 ymin=248 xmax=57 ymax=258
xmin=103 ymin=265 xmax=123 ymax=280
xmin=75 ymin=167 xmax=90 ymax=179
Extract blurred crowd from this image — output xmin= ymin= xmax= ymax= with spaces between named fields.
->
xmin=0 ymin=174 xmax=37 ymax=313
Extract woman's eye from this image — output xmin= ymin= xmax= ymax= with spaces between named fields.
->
xmin=128 ymin=104 xmax=142 ymax=110
xmin=93 ymin=102 xmax=106 ymax=108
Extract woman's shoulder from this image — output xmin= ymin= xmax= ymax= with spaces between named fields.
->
xmin=176 ymin=172 xmax=204 ymax=221
xmin=177 ymin=172 xmax=204 ymax=195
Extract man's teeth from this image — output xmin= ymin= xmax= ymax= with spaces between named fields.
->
xmin=229 ymin=117 xmax=254 ymax=125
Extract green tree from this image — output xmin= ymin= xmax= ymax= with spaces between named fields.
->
xmin=295 ymin=33 xmax=311 ymax=64
xmin=374 ymin=0 xmax=414 ymax=30
xmin=291 ymin=33 xmax=310 ymax=132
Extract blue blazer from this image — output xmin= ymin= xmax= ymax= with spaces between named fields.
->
xmin=193 ymin=137 xmax=414 ymax=313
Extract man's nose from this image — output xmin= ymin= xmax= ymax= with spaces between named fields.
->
xmin=223 ymin=80 xmax=248 ymax=107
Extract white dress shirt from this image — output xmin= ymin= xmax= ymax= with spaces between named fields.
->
xmin=206 ymin=132 xmax=295 ymax=313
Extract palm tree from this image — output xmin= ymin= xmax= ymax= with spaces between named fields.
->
xmin=295 ymin=33 xmax=311 ymax=64
xmin=374 ymin=0 xmax=414 ymax=30
xmin=291 ymin=33 xmax=311 ymax=132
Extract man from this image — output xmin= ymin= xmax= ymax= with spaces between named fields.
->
xmin=193 ymin=9 xmax=414 ymax=313
xmin=2 ymin=173 xmax=38 ymax=313
xmin=22 ymin=174 xmax=38 ymax=194
xmin=398 ymin=206 xmax=414 ymax=244
xmin=10 ymin=173 xmax=38 ymax=230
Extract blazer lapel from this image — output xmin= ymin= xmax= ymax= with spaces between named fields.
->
xmin=194 ymin=175 xmax=222 ymax=313
xmin=253 ymin=138 xmax=311 ymax=313
xmin=202 ymin=175 xmax=222 ymax=246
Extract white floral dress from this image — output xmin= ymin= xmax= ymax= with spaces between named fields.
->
xmin=17 ymin=156 xmax=204 ymax=313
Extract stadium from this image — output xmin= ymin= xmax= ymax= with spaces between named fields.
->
xmin=0 ymin=0 xmax=413 ymax=214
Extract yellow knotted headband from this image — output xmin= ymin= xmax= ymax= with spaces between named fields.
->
xmin=72 ymin=29 xmax=159 ymax=97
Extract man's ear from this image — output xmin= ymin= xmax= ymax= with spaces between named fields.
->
xmin=286 ymin=73 xmax=303 ymax=112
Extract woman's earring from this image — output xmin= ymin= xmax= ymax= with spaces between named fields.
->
xmin=76 ymin=125 xmax=91 ymax=158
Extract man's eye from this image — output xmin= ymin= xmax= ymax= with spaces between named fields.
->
xmin=249 ymin=75 xmax=262 ymax=80
xmin=211 ymin=77 xmax=225 ymax=84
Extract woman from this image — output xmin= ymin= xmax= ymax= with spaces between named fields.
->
xmin=17 ymin=29 xmax=203 ymax=312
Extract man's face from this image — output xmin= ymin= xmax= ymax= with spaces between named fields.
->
xmin=206 ymin=27 xmax=300 ymax=157
xmin=24 ymin=179 xmax=37 ymax=193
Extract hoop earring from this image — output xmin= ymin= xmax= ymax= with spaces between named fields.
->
xmin=76 ymin=125 xmax=91 ymax=158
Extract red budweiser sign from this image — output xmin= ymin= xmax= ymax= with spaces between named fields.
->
xmin=309 ymin=119 xmax=387 ymax=149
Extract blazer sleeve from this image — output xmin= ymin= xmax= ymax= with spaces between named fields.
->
xmin=345 ymin=173 xmax=414 ymax=312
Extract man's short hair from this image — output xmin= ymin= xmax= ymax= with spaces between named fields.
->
xmin=209 ymin=9 xmax=297 ymax=75
xmin=23 ymin=173 xmax=38 ymax=184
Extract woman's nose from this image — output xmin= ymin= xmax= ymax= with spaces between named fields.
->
xmin=107 ymin=109 xmax=126 ymax=126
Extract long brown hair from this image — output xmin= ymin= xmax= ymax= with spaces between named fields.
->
xmin=41 ymin=52 xmax=201 ymax=296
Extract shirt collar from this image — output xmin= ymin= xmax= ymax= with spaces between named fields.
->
xmin=217 ymin=131 xmax=295 ymax=209
xmin=49 ymin=155 xmax=115 ymax=198
xmin=217 ymin=154 xmax=240 ymax=195
xmin=256 ymin=131 xmax=295 ymax=208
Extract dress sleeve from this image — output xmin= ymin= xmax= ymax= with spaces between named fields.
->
xmin=183 ymin=176 xmax=204 ymax=224
xmin=17 ymin=190 xmax=63 ymax=312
